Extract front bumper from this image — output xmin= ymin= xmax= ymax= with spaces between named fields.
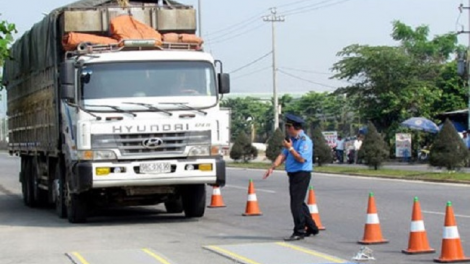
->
xmin=70 ymin=157 xmax=225 ymax=193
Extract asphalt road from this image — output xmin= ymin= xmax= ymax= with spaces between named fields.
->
xmin=1 ymin=153 xmax=470 ymax=264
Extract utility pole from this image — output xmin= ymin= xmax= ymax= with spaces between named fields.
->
xmin=197 ymin=0 xmax=202 ymax=37
xmin=263 ymin=8 xmax=284 ymax=131
xmin=459 ymin=1 xmax=470 ymax=130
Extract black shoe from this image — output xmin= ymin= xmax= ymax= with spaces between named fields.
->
xmin=284 ymin=233 xmax=305 ymax=241
xmin=305 ymin=228 xmax=319 ymax=237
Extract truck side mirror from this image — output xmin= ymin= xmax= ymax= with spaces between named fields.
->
xmin=218 ymin=73 xmax=230 ymax=94
xmin=59 ymin=61 xmax=76 ymax=101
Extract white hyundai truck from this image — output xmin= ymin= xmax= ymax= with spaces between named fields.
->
xmin=2 ymin=0 xmax=230 ymax=223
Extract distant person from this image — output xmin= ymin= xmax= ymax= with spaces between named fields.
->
xmin=263 ymin=113 xmax=319 ymax=241
xmin=464 ymin=131 xmax=470 ymax=150
xmin=354 ymin=134 xmax=363 ymax=164
xmin=335 ymin=135 xmax=345 ymax=163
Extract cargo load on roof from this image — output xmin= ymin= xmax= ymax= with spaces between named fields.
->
xmin=3 ymin=0 xmax=198 ymax=85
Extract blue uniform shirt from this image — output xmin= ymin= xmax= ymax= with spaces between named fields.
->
xmin=282 ymin=130 xmax=314 ymax=173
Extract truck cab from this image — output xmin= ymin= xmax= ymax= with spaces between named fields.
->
xmin=57 ymin=41 xmax=231 ymax=222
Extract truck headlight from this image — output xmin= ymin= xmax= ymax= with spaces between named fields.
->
xmin=91 ymin=135 xmax=119 ymax=148
xmin=188 ymin=146 xmax=210 ymax=156
xmin=78 ymin=150 xmax=117 ymax=160
xmin=187 ymin=131 xmax=211 ymax=145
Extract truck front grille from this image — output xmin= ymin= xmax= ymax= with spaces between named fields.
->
xmin=93 ymin=132 xmax=187 ymax=156
xmin=119 ymin=133 xmax=187 ymax=156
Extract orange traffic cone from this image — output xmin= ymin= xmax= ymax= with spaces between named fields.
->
xmin=358 ymin=192 xmax=388 ymax=244
xmin=242 ymin=179 xmax=262 ymax=216
xmin=434 ymin=201 xmax=470 ymax=263
xmin=208 ymin=186 xmax=226 ymax=208
xmin=307 ymin=186 xmax=325 ymax=230
xmin=402 ymin=197 xmax=435 ymax=254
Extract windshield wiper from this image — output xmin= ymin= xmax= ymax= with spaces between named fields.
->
xmin=85 ymin=104 xmax=137 ymax=117
xmin=122 ymin=102 xmax=172 ymax=116
xmin=159 ymin=102 xmax=207 ymax=115
xmin=67 ymin=102 xmax=102 ymax=121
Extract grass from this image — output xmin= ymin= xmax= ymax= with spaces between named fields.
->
xmin=227 ymin=162 xmax=470 ymax=183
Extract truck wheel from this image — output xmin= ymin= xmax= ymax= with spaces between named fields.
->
xmin=164 ymin=197 xmax=183 ymax=213
xmin=32 ymin=159 xmax=48 ymax=207
xmin=66 ymin=181 xmax=88 ymax=223
xmin=54 ymin=162 xmax=67 ymax=218
xmin=23 ymin=158 xmax=35 ymax=207
xmin=182 ymin=184 xmax=206 ymax=218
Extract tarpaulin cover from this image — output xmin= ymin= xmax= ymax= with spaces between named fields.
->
xmin=163 ymin=33 xmax=203 ymax=45
xmin=62 ymin=32 xmax=118 ymax=51
xmin=110 ymin=15 xmax=162 ymax=44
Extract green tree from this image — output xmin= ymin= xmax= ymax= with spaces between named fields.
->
xmin=265 ymin=128 xmax=284 ymax=161
xmin=429 ymin=119 xmax=469 ymax=170
xmin=221 ymin=97 xmax=271 ymax=142
xmin=359 ymin=122 xmax=389 ymax=170
xmin=229 ymin=143 xmax=242 ymax=161
xmin=283 ymin=92 xmax=347 ymax=135
xmin=0 ymin=16 xmax=16 ymax=64
xmin=230 ymin=132 xmax=258 ymax=163
xmin=332 ymin=21 xmax=462 ymax=142
xmin=311 ymin=126 xmax=332 ymax=166
xmin=432 ymin=61 xmax=467 ymax=114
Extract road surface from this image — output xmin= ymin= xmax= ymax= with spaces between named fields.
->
xmin=1 ymin=154 xmax=470 ymax=264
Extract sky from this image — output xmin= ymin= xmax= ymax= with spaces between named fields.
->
xmin=1 ymin=0 xmax=468 ymax=96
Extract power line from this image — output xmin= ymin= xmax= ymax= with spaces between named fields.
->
xmin=280 ymin=0 xmax=337 ymax=15
xmin=203 ymin=0 xmax=350 ymax=41
xmin=204 ymin=11 xmax=266 ymax=38
xmin=206 ymin=21 xmax=263 ymax=42
xmin=229 ymin=51 xmax=272 ymax=74
xmin=232 ymin=66 xmax=271 ymax=80
xmin=206 ymin=24 xmax=267 ymax=45
xmin=207 ymin=21 xmax=262 ymax=42
xmin=276 ymin=0 xmax=319 ymax=9
xmin=283 ymin=0 xmax=353 ymax=17
xmin=280 ymin=66 xmax=332 ymax=75
xmin=278 ymin=69 xmax=337 ymax=89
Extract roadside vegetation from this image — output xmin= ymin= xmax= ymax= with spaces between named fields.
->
xmin=227 ymin=162 xmax=470 ymax=183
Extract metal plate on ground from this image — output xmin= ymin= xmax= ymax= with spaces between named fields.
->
xmin=66 ymin=248 xmax=175 ymax=264
xmin=204 ymin=242 xmax=354 ymax=264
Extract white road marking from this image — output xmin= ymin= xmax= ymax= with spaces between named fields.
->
xmin=225 ymin=184 xmax=276 ymax=194
xmin=422 ymin=210 xmax=470 ymax=218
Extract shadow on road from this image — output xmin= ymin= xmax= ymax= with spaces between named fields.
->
xmin=0 ymin=194 xmax=197 ymax=228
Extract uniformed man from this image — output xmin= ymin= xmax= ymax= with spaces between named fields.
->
xmin=263 ymin=113 xmax=319 ymax=241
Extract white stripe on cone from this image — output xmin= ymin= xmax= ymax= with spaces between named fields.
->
xmin=213 ymin=188 xmax=221 ymax=195
xmin=443 ymin=226 xmax=460 ymax=239
xmin=410 ymin=220 xmax=425 ymax=232
xmin=308 ymin=204 xmax=319 ymax=214
xmin=366 ymin=213 xmax=380 ymax=224
xmin=247 ymin=194 xmax=257 ymax=201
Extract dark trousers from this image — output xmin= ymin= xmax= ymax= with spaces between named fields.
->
xmin=336 ymin=149 xmax=344 ymax=163
xmin=287 ymin=171 xmax=318 ymax=235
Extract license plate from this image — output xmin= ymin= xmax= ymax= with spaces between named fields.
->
xmin=140 ymin=162 xmax=171 ymax=174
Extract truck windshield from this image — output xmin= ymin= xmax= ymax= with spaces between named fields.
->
xmin=80 ymin=61 xmax=217 ymax=100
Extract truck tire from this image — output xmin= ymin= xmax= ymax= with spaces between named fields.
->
xmin=164 ymin=197 xmax=183 ymax=213
xmin=54 ymin=162 xmax=67 ymax=218
xmin=66 ymin=181 xmax=88 ymax=223
xmin=23 ymin=158 xmax=35 ymax=207
xmin=32 ymin=159 xmax=48 ymax=207
xmin=182 ymin=184 xmax=206 ymax=218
